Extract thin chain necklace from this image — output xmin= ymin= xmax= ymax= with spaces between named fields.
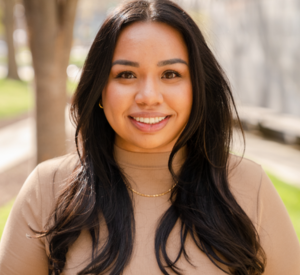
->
xmin=125 ymin=183 xmax=177 ymax=198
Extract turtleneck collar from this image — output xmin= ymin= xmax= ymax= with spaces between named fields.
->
xmin=113 ymin=145 xmax=187 ymax=168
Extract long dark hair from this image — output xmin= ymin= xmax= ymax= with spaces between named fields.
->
xmin=34 ymin=0 xmax=266 ymax=274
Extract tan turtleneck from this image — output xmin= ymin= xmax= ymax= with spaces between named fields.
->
xmin=0 ymin=146 xmax=299 ymax=275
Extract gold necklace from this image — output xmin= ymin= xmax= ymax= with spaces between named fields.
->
xmin=125 ymin=183 xmax=177 ymax=198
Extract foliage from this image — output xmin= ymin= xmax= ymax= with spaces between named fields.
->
xmin=69 ymin=55 xmax=85 ymax=68
xmin=0 ymin=55 xmax=6 ymax=64
xmin=0 ymin=78 xmax=33 ymax=119
xmin=0 ymin=199 xmax=15 ymax=239
xmin=266 ymin=171 xmax=300 ymax=239
xmin=0 ymin=78 xmax=79 ymax=120
xmin=67 ymin=79 xmax=78 ymax=96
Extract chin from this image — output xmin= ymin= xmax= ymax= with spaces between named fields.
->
xmin=115 ymin=132 xmax=178 ymax=152
xmin=131 ymin=139 xmax=175 ymax=152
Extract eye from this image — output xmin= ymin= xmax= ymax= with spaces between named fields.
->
xmin=116 ymin=71 xmax=136 ymax=79
xmin=162 ymin=70 xmax=181 ymax=79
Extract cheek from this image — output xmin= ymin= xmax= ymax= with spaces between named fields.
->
xmin=102 ymin=83 xmax=130 ymax=124
xmin=168 ymin=82 xmax=193 ymax=119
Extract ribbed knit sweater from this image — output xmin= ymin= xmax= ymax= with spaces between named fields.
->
xmin=0 ymin=146 xmax=299 ymax=274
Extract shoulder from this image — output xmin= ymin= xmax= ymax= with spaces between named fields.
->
xmin=36 ymin=153 xmax=80 ymax=185
xmin=36 ymin=152 xmax=80 ymax=200
xmin=227 ymin=154 xmax=264 ymax=227
xmin=30 ymin=153 xmax=80 ymax=226
xmin=17 ymin=153 xmax=79 ymax=206
xmin=227 ymin=153 xmax=263 ymax=189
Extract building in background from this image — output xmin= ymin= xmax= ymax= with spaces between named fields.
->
xmin=209 ymin=0 xmax=300 ymax=116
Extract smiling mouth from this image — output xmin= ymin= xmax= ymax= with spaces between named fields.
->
xmin=130 ymin=116 xmax=169 ymax=124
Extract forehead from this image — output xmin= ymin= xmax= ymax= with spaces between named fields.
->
xmin=112 ymin=21 xmax=189 ymax=63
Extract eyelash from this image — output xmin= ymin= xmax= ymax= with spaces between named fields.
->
xmin=116 ymin=71 xmax=136 ymax=79
xmin=162 ymin=70 xmax=181 ymax=79
xmin=115 ymin=70 xmax=181 ymax=79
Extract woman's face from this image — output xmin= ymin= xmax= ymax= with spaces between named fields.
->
xmin=102 ymin=21 xmax=193 ymax=152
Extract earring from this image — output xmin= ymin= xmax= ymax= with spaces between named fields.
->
xmin=99 ymin=102 xmax=103 ymax=109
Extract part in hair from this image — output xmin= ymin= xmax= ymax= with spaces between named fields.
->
xmin=32 ymin=0 xmax=266 ymax=274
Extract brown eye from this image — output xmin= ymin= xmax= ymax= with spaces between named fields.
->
xmin=117 ymin=71 xmax=136 ymax=79
xmin=162 ymin=71 xmax=180 ymax=79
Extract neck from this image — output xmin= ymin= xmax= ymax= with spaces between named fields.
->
xmin=113 ymin=145 xmax=186 ymax=197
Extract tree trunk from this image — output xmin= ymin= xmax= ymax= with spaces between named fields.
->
xmin=23 ymin=0 xmax=78 ymax=163
xmin=3 ymin=0 xmax=20 ymax=80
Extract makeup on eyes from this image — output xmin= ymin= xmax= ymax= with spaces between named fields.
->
xmin=162 ymin=70 xmax=181 ymax=79
xmin=115 ymin=70 xmax=182 ymax=79
xmin=116 ymin=71 xmax=136 ymax=78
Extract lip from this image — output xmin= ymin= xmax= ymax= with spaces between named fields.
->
xmin=129 ymin=112 xmax=169 ymax=118
xmin=129 ymin=115 xmax=171 ymax=132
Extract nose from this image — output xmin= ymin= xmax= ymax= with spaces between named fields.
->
xmin=135 ymin=76 xmax=163 ymax=107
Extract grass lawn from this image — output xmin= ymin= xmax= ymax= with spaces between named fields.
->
xmin=0 ymin=199 xmax=15 ymax=239
xmin=0 ymin=78 xmax=78 ymax=120
xmin=67 ymin=79 xmax=78 ymax=96
xmin=0 ymin=79 xmax=33 ymax=119
xmin=266 ymin=172 xmax=300 ymax=239
xmin=0 ymin=172 xmax=299 ymax=241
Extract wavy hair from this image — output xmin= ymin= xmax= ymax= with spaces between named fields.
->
xmin=33 ymin=0 xmax=266 ymax=274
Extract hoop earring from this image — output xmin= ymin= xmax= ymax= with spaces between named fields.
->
xmin=99 ymin=102 xmax=103 ymax=109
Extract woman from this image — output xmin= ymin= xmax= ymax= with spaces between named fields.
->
xmin=0 ymin=0 xmax=299 ymax=274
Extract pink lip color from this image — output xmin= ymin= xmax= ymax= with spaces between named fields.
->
xmin=129 ymin=112 xmax=169 ymax=118
xmin=129 ymin=116 xmax=170 ymax=132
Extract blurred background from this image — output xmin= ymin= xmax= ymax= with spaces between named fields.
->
xmin=0 ymin=0 xmax=299 ymax=240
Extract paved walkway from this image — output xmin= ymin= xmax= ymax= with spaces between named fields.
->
xmin=0 ymin=117 xmax=35 ymax=174
xmin=0 ymin=115 xmax=299 ymax=206
xmin=0 ymin=107 xmax=75 ymax=206
xmin=232 ymin=130 xmax=300 ymax=188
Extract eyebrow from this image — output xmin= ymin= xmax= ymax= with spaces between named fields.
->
xmin=112 ymin=60 xmax=139 ymax=67
xmin=111 ymin=58 xmax=188 ymax=68
xmin=157 ymin=58 xmax=188 ymax=67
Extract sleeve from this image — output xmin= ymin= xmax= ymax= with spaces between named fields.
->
xmin=257 ymin=168 xmax=300 ymax=275
xmin=0 ymin=165 xmax=49 ymax=275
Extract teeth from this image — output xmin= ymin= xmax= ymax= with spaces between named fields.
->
xmin=133 ymin=116 xmax=166 ymax=124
